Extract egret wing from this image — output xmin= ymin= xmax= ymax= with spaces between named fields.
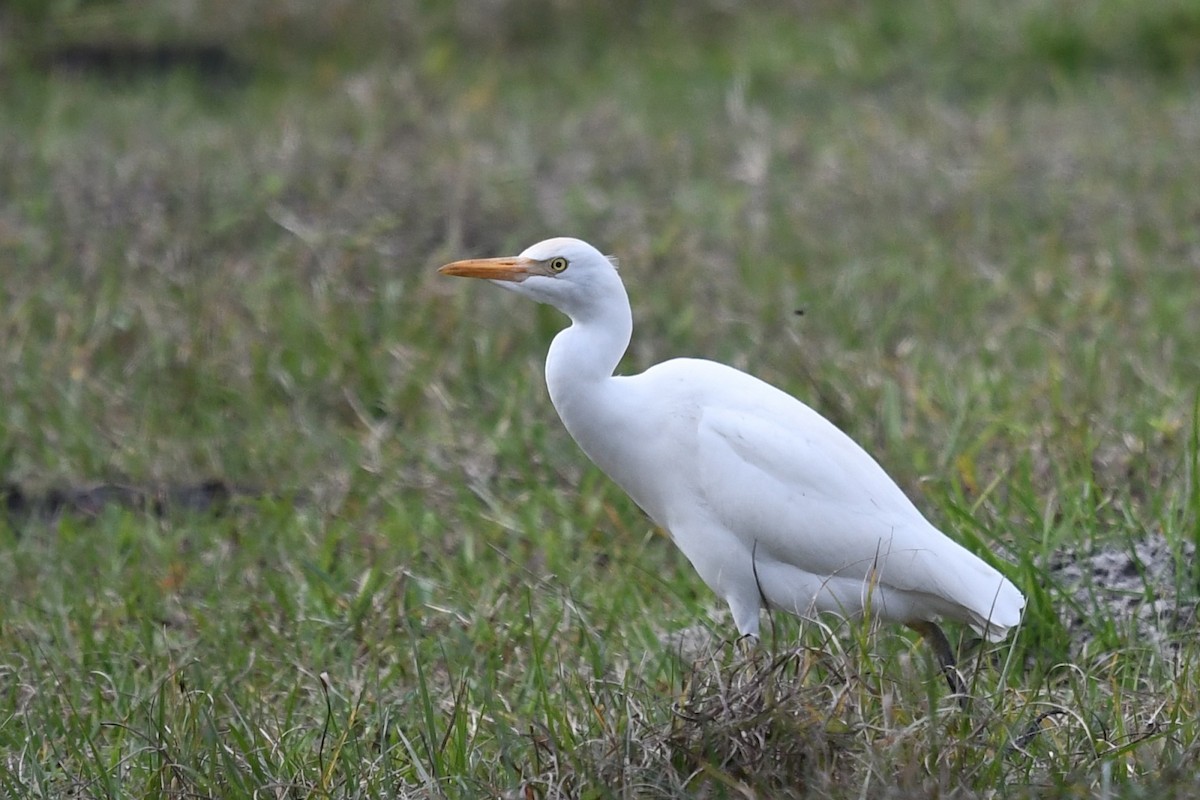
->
xmin=682 ymin=364 xmax=998 ymax=610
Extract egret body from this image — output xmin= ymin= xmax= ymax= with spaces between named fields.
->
xmin=439 ymin=237 xmax=1024 ymax=693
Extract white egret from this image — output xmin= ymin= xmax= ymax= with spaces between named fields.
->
xmin=439 ymin=237 xmax=1024 ymax=696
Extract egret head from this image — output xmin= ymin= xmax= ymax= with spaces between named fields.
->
xmin=438 ymin=237 xmax=623 ymax=320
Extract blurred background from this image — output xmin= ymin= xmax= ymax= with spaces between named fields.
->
xmin=2 ymin=1 xmax=1200 ymax=795
xmin=3 ymin=1 xmax=1199 ymax=483
xmin=2 ymin=0 xmax=1199 ymax=615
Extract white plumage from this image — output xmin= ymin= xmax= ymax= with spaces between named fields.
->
xmin=440 ymin=237 xmax=1024 ymax=691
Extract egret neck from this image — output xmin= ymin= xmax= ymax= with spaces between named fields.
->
xmin=543 ymin=268 xmax=632 ymax=428
xmin=540 ymin=270 xmax=673 ymax=523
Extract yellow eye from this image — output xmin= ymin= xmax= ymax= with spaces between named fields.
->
xmin=548 ymin=256 xmax=569 ymax=273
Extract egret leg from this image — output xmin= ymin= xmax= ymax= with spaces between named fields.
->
xmin=908 ymin=620 xmax=968 ymax=707
xmin=735 ymin=632 xmax=760 ymax=656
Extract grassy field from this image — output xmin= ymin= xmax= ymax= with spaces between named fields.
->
xmin=2 ymin=1 xmax=1199 ymax=796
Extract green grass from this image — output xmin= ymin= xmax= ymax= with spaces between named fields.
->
xmin=2 ymin=0 xmax=1199 ymax=796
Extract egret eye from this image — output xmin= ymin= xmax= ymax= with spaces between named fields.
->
xmin=548 ymin=256 xmax=569 ymax=273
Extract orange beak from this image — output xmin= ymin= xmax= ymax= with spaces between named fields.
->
xmin=437 ymin=256 xmax=538 ymax=282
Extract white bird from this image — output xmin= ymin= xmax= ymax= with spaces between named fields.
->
xmin=439 ymin=237 xmax=1024 ymax=696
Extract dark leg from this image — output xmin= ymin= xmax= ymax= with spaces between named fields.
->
xmin=908 ymin=620 xmax=968 ymax=707
xmin=735 ymin=632 xmax=760 ymax=654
